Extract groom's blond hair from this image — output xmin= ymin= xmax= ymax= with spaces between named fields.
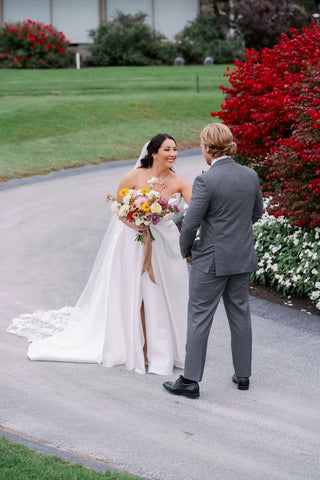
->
xmin=200 ymin=123 xmax=237 ymax=158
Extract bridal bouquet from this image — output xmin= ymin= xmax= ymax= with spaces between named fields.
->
xmin=107 ymin=178 xmax=180 ymax=284
xmin=107 ymin=177 xmax=180 ymax=244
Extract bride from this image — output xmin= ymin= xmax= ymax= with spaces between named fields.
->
xmin=7 ymin=133 xmax=192 ymax=375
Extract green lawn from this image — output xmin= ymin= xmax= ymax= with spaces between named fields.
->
xmin=0 ymin=65 xmax=228 ymax=181
xmin=0 ymin=436 xmax=141 ymax=480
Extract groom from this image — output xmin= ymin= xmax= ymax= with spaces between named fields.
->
xmin=163 ymin=123 xmax=263 ymax=398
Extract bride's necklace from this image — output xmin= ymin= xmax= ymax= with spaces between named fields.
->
xmin=150 ymin=170 xmax=171 ymax=190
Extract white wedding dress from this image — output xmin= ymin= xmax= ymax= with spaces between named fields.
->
xmin=7 ymin=194 xmax=189 ymax=376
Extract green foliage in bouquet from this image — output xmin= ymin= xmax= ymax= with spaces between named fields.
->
xmin=252 ymin=203 xmax=320 ymax=310
xmin=0 ymin=19 xmax=74 ymax=69
xmin=175 ymin=14 xmax=245 ymax=64
xmin=88 ymin=11 xmax=176 ymax=66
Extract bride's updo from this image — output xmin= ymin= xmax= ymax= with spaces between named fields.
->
xmin=139 ymin=133 xmax=176 ymax=168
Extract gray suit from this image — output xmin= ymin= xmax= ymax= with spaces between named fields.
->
xmin=180 ymin=157 xmax=263 ymax=381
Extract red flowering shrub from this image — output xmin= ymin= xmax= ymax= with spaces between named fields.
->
xmin=212 ymin=24 xmax=320 ymax=229
xmin=0 ymin=19 xmax=74 ymax=68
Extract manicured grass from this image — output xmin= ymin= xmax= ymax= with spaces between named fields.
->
xmin=0 ymin=436 xmax=141 ymax=480
xmin=0 ymin=65 xmax=228 ymax=181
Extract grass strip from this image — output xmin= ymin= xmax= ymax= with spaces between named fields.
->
xmin=0 ymin=436 xmax=142 ymax=480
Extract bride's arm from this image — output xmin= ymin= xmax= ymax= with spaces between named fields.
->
xmin=116 ymin=170 xmax=136 ymax=201
xmin=179 ymin=178 xmax=192 ymax=204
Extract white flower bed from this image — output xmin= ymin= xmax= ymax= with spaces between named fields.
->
xmin=252 ymin=205 xmax=320 ymax=311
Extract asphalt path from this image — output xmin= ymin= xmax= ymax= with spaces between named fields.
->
xmin=1 ymin=150 xmax=319 ymax=480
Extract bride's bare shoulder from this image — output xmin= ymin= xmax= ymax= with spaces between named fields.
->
xmin=118 ymin=168 xmax=146 ymax=190
xmin=171 ymin=172 xmax=191 ymax=188
xmin=123 ymin=168 xmax=144 ymax=180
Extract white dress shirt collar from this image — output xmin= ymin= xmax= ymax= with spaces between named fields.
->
xmin=210 ymin=155 xmax=230 ymax=166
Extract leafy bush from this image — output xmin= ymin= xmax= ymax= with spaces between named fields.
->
xmin=176 ymin=13 xmax=244 ymax=64
xmin=211 ymin=36 xmax=245 ymax=64
xmin=88 ymin=12 xmax=175 ymax=66
xmin=88 ymin=11 xmax=244 ymax=66
xmin=212 ymin=23 xmax=320 ymax=229
xmin=0 ymin=19 xmax=73 ymax=69
xmin=233 ymin=0 xmax=311 ymax=50
xmin=252 ymin=201 xmax=320 ymax=310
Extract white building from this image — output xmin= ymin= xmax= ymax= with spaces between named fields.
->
xmin=0 ymin=0 xmax=201 ymax=44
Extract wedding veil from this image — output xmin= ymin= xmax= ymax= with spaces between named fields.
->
xmin=134 ymin=141 xmax=149 ymax=169
xmin=72 ymin=140 xmax=155 ymax=300
xmin=76 ymin=141 xmax=151 ymax=307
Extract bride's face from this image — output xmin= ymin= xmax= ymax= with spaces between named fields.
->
xmin=153 ymin=139 xmax=177 ymax=169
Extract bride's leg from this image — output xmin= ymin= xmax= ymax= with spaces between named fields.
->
xmin=141 ymin=301 xmax=148 ymax=364
xmin=142 ymin=276 xmax=173 ymax=375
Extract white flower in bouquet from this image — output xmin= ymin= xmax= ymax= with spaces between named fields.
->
xmin=149 ymin=190 xmax=161 ymax=200
xmin=111 ymin=202 xmax=118 ymax=213
xmin=119 ymin=205 xmax=129 ymax=217
xmin=135 ymin=217 xmax=150 ymax=226
xmin=122 ymin=193 xmax=132 ymax=206
xmin=135 ymin=217 xmax=143 ymax=226
xmin=147 ymin=177 xmax=158 ymax=189
xmin=151 ymin=202 xmax=162 ymax=214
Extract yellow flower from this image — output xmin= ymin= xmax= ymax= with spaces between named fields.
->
xmin=140 ymin=188 xmax=149 ymax=194
xmin=141 ymin=202 xmax=151 ymax=212
xmin=119 ymin=188 xmax=129 ymax=196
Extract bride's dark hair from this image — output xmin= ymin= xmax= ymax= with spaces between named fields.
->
xmin=139 ymin=133 xmax=176 ymax=169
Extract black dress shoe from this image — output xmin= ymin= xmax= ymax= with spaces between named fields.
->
xmin=163 ymin=376 xmax=200 ymax=399
xmin=232 ymin=374 xmax=250 ymax=390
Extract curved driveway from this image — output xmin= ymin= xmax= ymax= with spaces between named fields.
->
xmin=1 ymin=150 xmax=319 ymax=480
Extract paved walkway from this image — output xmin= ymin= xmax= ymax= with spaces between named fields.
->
xmin=1 ymin=151 xmax=319 ymax=480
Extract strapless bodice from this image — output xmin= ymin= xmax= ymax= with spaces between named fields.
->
xmin=166 ymin=192 xmax=182 ymax=206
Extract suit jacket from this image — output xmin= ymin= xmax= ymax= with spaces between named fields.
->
xmin=180 ymin=157 xmax=263 ymax=276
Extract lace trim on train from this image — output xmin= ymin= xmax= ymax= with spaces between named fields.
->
xmin=7 ymin=306 xmax=73 ymax=342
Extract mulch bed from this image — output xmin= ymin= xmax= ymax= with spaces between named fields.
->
xmin=249 ymin=281 xmax=319 ymax=316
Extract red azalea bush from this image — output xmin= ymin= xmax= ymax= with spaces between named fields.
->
xmin=0 ymin=19 xmax=74 ymax=68
xmin=212 ymin=23 xmax=320 ymax=229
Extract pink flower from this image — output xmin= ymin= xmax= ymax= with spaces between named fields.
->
xmin=135 ymin=197 xmax=148 ymax=208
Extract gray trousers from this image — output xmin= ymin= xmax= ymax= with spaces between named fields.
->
xmin=184 ymin=266 xmax=252 ymax=382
